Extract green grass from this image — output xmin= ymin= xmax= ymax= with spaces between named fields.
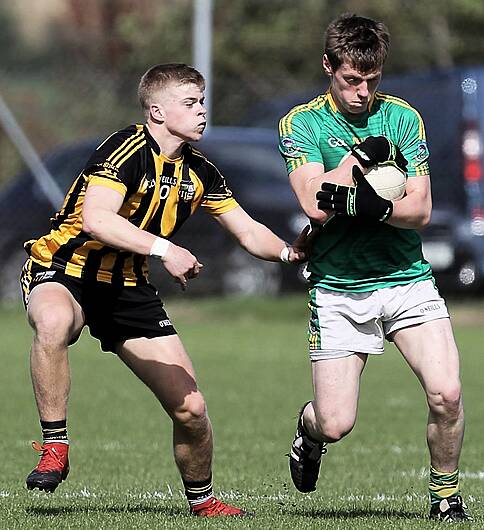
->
xmin=1 ymin=294 xmax=483 ymax=529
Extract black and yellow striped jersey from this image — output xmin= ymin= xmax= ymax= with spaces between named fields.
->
xmin=25 ymin=124 xmax=239 ymax=286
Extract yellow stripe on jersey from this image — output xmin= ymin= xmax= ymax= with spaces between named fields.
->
xmin=326 ymin=92 xmax=339 ymax=113
xmin=118 ymin=178 xmax=146 ymax=219
xmin=119 ymin=254 xmax=135 ymax=285
xmin=287 ymin=156 xmax=308 ymax=173
xmin=88 ymin=175 xmax=127 ymax=196
xmin=279 ymin=94 xmax=328 ymax=136
xmin=160 ymin=163 xmax=183 ymax=237
xmin=62 ymin=261 xmax=82 ymax=278
xmin=31 ymin=191 xmax=86 ymax=268
xmin=375 ymin=93 xmax=429 ymax=176
xmin=138 ymin=152 xmax=162 ymax=231
xmin=68 ymin=240 xmax=103 ymax=270
xmin=375 ymin=93 xmax=427 ymax=140
xmin=107 ymin=129 xmax=143 ymax=166
xmin=202 ymin=197 xmax=239 ymax=215
xmin=115 ymin=139 xmax=147 ymax=169
xmin=98 ymin=254 xmax=117 ymax=284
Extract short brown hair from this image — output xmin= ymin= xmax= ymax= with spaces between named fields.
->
xmin=138 ymin=63 xmax=205 ymax=113
xmin=324 ymin=13 xmax=390 ymax=72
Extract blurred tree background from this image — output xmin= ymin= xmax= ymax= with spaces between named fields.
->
xmin=1 ymin=0 xmax=484 ymax=184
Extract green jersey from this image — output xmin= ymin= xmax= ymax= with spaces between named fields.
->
xmin=279 ymin=91 xmax=432 ymax=292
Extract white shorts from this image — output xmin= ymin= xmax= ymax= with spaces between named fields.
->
xmin=307 ymin=279 xmax=449 ymax=361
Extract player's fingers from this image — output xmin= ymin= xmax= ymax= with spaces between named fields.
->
xmin=316 ymin=190 xmax=333 ymax=201
xmin=320 ymin=182 xmax=338 ymax=192
xmin=187 ymin=265 xmax=200 ymax=278
xmin=317 ymin=191 xmax=343 ymax=209
xmin=317 ymin=199 xmax=333 ymax=210
xmin=318 ymin=196 xmax=346 ymax=211
xmin=175 ymin=275 xmax=187 ymax=290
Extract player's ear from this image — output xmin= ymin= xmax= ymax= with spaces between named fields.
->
xmin=322 ymin=54 xmax=333 ymax=77
xmin=150 ymin=103 xmax=164 ymax=124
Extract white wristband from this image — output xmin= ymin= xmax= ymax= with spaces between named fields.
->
xmin=150 ymin=237 xmax=170 ymax=259
xmin=280 ymin=245 xmax=290 ymax=264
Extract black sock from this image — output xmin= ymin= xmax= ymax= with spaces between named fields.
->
xmin=183 ymin=475 xmax=213 ymax=507
xmin=40 ymin=419 xmax=68 ymax=444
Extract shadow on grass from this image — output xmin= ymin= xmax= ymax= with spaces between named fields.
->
xmin=287 ymin=507 xmax=423 ymax=520
xmin=26 ymin=505 xmax=185 ymax=517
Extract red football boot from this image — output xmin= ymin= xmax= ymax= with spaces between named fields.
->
xmin=191 ymin=497 xmax=253 ymax=517
xmin=26 ymin=441 xmax=69 ymax=493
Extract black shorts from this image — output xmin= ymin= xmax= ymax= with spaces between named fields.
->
xmin=20 ymin=259 xmax=177 ymax=353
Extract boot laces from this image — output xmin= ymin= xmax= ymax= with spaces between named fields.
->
xmin=31 ymin=441 xmax=67 ymax=472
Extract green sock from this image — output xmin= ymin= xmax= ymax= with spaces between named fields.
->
xmin=429 ymin=465 xmax=460 ymax=505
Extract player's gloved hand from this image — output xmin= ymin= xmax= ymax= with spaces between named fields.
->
xmin=316 ymin=166 xmax=393 ymax=222
xmin=351 ymin=136 xmax=407 ymax=171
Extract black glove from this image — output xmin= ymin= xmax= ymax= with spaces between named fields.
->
xmin=316 ymin=166 xmax=393 ymax=222
xmin=351 ymin=136 xmax=407 ymax=171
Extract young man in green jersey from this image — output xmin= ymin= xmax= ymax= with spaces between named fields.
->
xmin=279 ymin=14 xmax=470 ymax=522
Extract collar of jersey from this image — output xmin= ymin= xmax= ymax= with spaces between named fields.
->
xmin=326 ymin=91 xmax=376 ymax=119
xmin=143 ymin=123 xmax=185 ymax=162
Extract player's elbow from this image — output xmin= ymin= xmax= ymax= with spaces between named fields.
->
xmin=82 ymin=208 xmax=106 ymax=239
xmin=81 ymin=217 xmax=99 ymax=239
xmin=419 ymin=210 xmax=432 ymax=229
xmin=414 ymin=205 xmax=432 ymax=229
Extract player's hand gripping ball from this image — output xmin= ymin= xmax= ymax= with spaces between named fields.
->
xmin=316 ymin=166 xmax=398 ymax=222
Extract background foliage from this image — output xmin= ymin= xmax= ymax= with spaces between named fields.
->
xmin=2 ymin=0 xmax=484 ymax=184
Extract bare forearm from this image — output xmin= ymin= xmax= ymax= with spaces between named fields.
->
xmin=237 ymin=221 xmax=285 ymax=261
xmin=387 ymin=192 xmax=431 ymax=230
xmin=83 ymin=209 xmax=156 ymax=254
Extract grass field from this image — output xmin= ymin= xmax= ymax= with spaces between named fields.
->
xmin=1 ymin=294 xmax=483 ymax=529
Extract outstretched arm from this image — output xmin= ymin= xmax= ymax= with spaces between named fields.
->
xmin=213 ymin=206 xmax=310 ymax=263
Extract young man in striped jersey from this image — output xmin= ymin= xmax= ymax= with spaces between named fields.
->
xmin=279 ymin=14 xmax=470 ymax=522
xmin=21 ymin=63 xmax=310 ymax=517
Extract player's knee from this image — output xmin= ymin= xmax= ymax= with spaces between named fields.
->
xmin=428 ymin=383 xmax=462 ymax=419
xmin=316 ymin=416 xmax=355 ymax=443
xmin=31 ymin=309 xmax=74 ymax=349
xmin=173 ymin=393 xmax=208 ymax=432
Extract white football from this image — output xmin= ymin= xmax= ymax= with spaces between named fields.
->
xmin=364 ymin=162 xmax=407 ymax=200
